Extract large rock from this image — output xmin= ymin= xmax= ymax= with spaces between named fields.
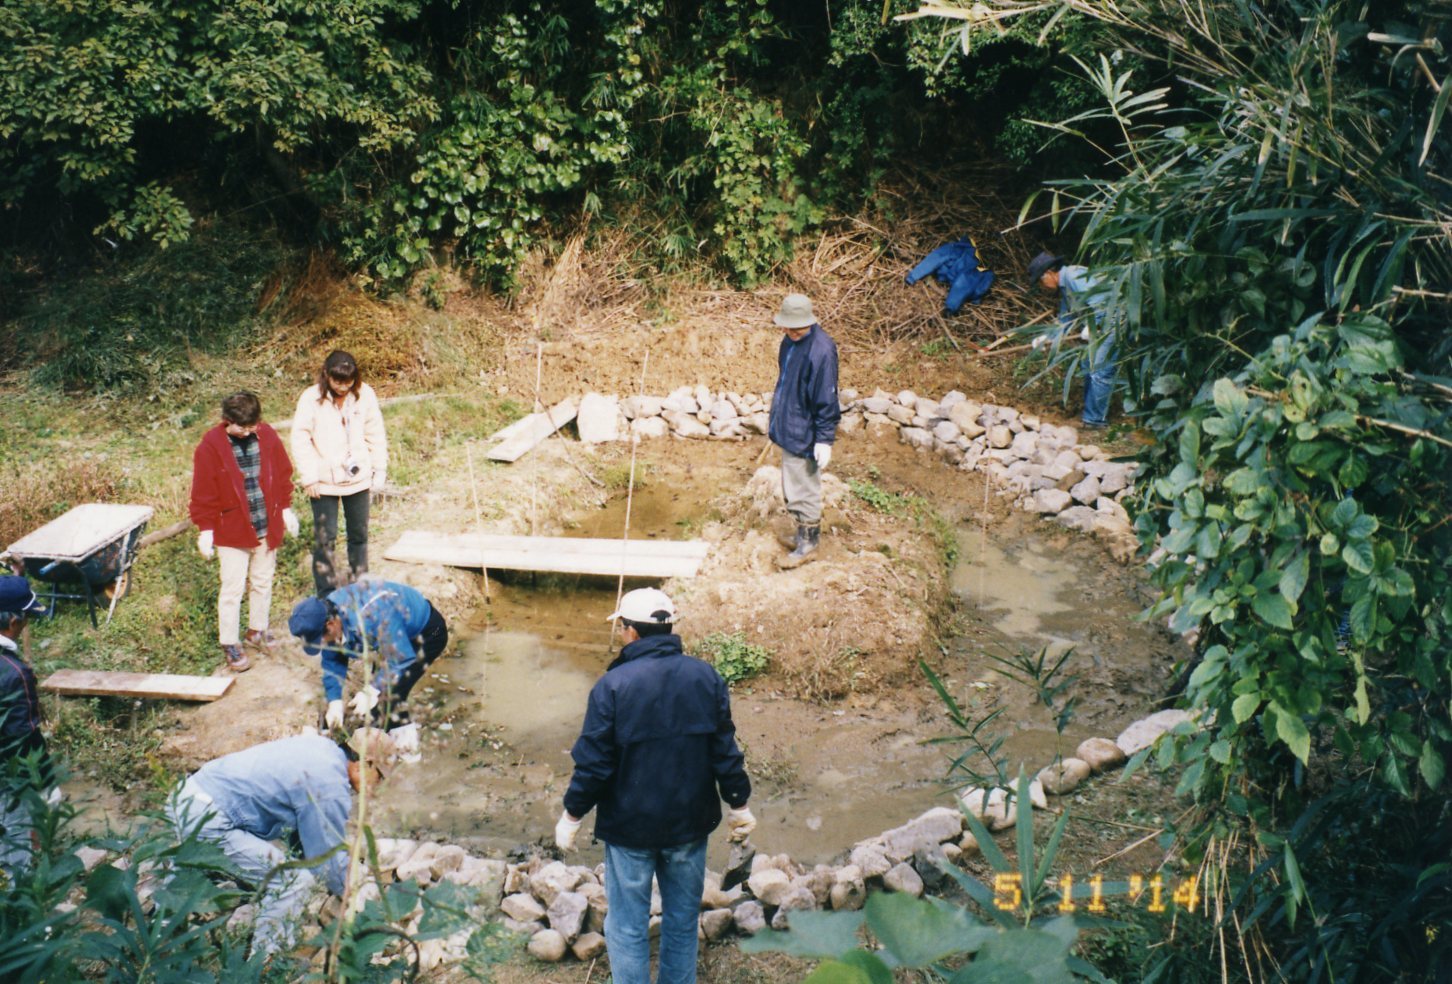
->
xmin=428 ymin=845 xmax=467 ymax=879
xmin=746 ymin=868 xmax=792 ymax=907
xmin=373 ymin=838 xmax=418 ymax=872
xmin=830 ymin=866 xmax=866 ymax=911
xmin=948 ymin=402 xmax=985 ymax=436
xmin=940 ymin=390 xmax=967 ymax=409
xmin=883 ymin=863 xmax=924 ymax=897
xmin=987 ymin=425 xmax=1013 ymax=449
xmin=1009 ymin=431 xmax=1039 ymax=459
xmin=710 ymin=399 xmax=737 ymax=423
xmin=861 ymin=396 xmax=893 ymax=414
xmin=896 ymin=389 xmax=918 ymax=407
xmin=1076 ymin=737 xmax=1128 ymax=773
xmin=1038 ymin=758 xmax=1092 ymax=795
xmin=624 ymin=395 xmax=664 ymax=418
xmin=734 ymin=900 xmax=767 ymax=935
xmin=631 ymin=416 xmax=670 ymax=439
xmin=1069 ymin=475 xmax=1101 ymax=505
xmin=580 ymin=881 xmax=608 ymax=933
xmin=548 ymin=891 xmax=589 ymax=942
xmin=445 ymin=856 xmax=506 ymax=898
xmin=528 ymin=929 xmax=568 ymax=962
xmin=530 ymin=861 xmax=582 ymax=907
xmin=1028 ymin=488 xmax=1072 ymax=514
xmin=879 ymin=807 xmax=965 ymax=862
xmin=1055 ymin=505 xmax=1100 ymax=532
xmin=915 ymin=398 xmax=942 ymax=419
xmin=913 ymin=844 xmax=952 ymax=892
xmin=571 ymin=932 xmax=607 ymax=961
xmin=1116 ymin=710 xmax=1196 ymax=755
xmin=849 ymin=843 xmax=891 ymax=879
xmin=664 ymin=411 xmax=711 ymax=438
xmin=502 ymin=893 xmax=547 ymax=923
xmin=887 ymin=403 xmax=916 ymax=425
xmin=576 ymin=393 xmax=620 ymax=443
xmin=932 ymin=420 xmax=961 ymax=444
xmin=899 ymin=426 xmax=934 ymax=450
xmin=700 ymin=907 xmax=734 ymax=941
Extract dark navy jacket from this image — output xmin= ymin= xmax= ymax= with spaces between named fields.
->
xmin=768 ymin=324 xmax=840 ymax=458
xmin=905 ymin=239 xmax=995 ymax=313
xmin=0 ymin=638 xmax=51 ymax=795
xmin=564 ymin=634 xmax=751 ymax=849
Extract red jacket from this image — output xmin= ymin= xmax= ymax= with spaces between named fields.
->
xmin=189 ymin=423 xmax=295 ymax=550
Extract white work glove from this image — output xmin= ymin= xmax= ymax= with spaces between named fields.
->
xmin=390 ymin=722 xmax=422 ymax=763
xmin=726 ymin=806 xmax=757 ymax=842
xmin=555 ymin=812 xmax=582 ymax=852
xmin=196 ymin=530 xmax=215 ymax=559
xmin=1080 ymin=324 xmax=1092 ymax=341
xmin=813 ymin=443 xmax=832 ymax=470
xmin=282 ymin=508 xmax=300 ymax=537
xmin=324 ymin=700 xmax=345 ymax=730
xmin=1031 ymin=333 xmax=1050 ymax=351
xmin=349 ymin=685 xmax=381 ymax=719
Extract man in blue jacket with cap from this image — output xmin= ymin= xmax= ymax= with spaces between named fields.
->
xmin=288 ymin=579 xmax=448 ymax=731
xmin=555 ymin=588 xmax=754 ymax=984
xmin=767 ymin=293 xmax=840 ymax=568
xmin=0 ymin=576 xmax=53 ymax=880
xmin=1027 ymin=251 xmax=1118 ymax=430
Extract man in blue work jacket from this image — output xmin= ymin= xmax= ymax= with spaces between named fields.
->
xmin=168 ymin=728 xmax=397 ymax=958
xmin=767 ymin=293 xmax=840 ymax=568
xmin=555 ymin=588 xmax=754 ymax=984
xmin=0 ymin=576 xmax=53 ymax=881
xmin=288 ymin=579 xmax=449 ymax=731
xmin=1027 ymin=251 xmax=1117 ymax=430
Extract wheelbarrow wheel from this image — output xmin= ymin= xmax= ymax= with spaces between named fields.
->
xmin=101 ymin=571 xmax=130 ymax=602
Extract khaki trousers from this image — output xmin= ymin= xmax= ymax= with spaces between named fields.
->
xmin=780 ymin=450 xmax=822 ymax=526
xmin=216 ymin=544 xmax=277 ymax=646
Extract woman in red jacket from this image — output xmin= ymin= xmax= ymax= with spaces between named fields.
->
xmin=189 ymin=392 xmax=298 ymax=672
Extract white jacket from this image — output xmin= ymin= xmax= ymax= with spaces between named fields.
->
xmin=291 ymin=383 xmax=388 ymax=496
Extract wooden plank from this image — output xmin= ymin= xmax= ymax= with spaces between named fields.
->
xmin=42 ymin=669 xmax=233 ymax=702
xmin=384 ymin=530 xmax=708 ymax=578
xmin=486 ymin=399 xmax=577 ymax=462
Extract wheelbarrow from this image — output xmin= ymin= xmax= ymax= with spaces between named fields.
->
xmin=5 ymin=504 xmax=154 ymax=627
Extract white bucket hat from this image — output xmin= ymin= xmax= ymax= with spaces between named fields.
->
xmin=605 ymin=587 xmax=677 ymax=624
xmin=773 ymin=293 xmax=817 ymax=329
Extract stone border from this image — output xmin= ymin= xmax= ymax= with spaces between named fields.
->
xmin=569 ymin=385 xmax=1142 ymax=562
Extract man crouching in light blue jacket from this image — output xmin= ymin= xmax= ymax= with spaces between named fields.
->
xmin=167 ymin=729 xmax=397 ymax=958
xmin=289 ymin=580 xmax=449 ymax=731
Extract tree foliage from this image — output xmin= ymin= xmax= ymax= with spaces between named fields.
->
xmin=925 ymin=0 xmax=1452 ymax=976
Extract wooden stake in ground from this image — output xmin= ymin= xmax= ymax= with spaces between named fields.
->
xmin=465 ymin=446 xmax=492 ymax=604
xmin=611 ymin=350 xmax=650 ymax=651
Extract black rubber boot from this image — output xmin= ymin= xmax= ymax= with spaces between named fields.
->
xmin=777 ymin=524 xmax=820 ymax=569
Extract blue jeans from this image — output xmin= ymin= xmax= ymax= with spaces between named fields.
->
xmin=604 ymin=839 xmax=707 ymax=984
xmin=168 ymin=781 xmax=317 ymax=958
xmin=1082 ymin=332 xmax=1117 ymax=427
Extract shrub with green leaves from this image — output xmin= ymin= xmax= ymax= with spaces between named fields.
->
xmin=696 ymin=631 xmax=771 ymax=685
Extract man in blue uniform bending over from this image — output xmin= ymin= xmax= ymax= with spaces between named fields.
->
xmin=555 ymin=588 xmax=755 ymax=984
xmin=288 ymin=579 xmax=449 ymax=731
xmin=1027 ymin=251 xmax=1117 ymax=430
xmin=168 ymin=728 xmax=397 ymax=958
xmin=767 ymin=293 xmax=840 ymax=568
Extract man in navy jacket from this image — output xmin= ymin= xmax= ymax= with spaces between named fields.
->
xmin=767 ymin=293 xmax=840 ymax=568
xmin=0 ymin=577 xmax=52 ymax=880
xmin=555 ymin=588 xmax=754 ymax=984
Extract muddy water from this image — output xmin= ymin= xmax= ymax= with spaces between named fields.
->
xmin=372 ymin=450 xmax=1179 ymax=866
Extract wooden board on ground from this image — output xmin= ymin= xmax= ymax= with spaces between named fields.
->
xmin=42 ymin=669 xmax=234 ymax=702
xmin=485 ymin=399 xmax=578 ymax=462
xmin=384 ymin=530 xmax=710 ymax=579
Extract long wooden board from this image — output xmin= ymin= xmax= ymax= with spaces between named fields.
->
xmin=384 ymin=530 xmax=709 ymax=579
xmin=486 ymin=399 xmax=578 ymax=462
xmin=42 ymin=669 xmax=233 ymax=702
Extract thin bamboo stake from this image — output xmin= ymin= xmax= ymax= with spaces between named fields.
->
xmin=611 ymin=351 xmax=651 ymax=651
xmin=465 ymin=446 xmax=492 ymax=604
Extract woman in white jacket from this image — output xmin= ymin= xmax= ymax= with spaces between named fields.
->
xmin=291 ymin=351 xmax=388 ymax=596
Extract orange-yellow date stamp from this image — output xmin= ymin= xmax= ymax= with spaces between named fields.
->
xmin=992 ymin=873 xmax=1203 ymax=914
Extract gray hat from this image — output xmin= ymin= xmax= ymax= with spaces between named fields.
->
xmin=773 ymin=293 xmax=817 ymax=329
xmin=1026 ymin=251 xmax=1064 ymax=283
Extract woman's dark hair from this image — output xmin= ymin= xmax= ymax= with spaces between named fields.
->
xmin=316 ymin=350 xmax=361 ymax=402
xmin=221 ymin=391 xmax=262 ymax=426
xmin=622 ymin=617 xmax=673 ymax=637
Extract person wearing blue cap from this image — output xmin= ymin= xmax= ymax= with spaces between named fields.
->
xmin=287 ymin=580 xmax=448 ymax=731
xmin=1026 ymin=251 xmax=1118 ymax=430
xmin=0 ymin=576 xmax=53 ymax=880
